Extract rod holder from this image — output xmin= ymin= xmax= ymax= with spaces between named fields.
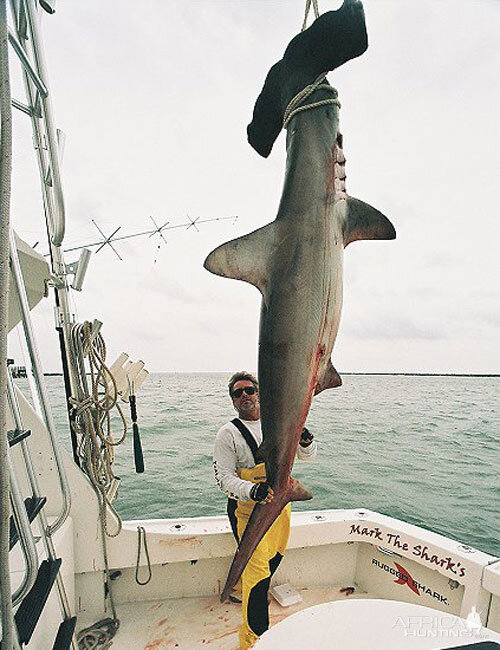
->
xmin=70 ymin=248 xmax=91 ymax=291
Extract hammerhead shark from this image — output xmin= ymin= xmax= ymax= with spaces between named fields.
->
xmin=204 ymin=0 xmax=396 ymax=602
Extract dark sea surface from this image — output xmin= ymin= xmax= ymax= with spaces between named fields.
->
xmin=26 ymin=373 xmax=499 ymax=557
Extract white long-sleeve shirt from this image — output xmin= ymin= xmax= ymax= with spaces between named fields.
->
xmin=213 ymin=418 xmax=317 ymax=501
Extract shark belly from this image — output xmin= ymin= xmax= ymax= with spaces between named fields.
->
xmin=258 ymin=210 xmax=344 ymax=490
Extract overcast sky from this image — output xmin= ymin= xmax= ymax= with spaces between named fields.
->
xmin=7 ymin=0 xmax=500 ymax=374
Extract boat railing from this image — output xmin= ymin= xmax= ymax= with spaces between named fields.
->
xmin=9 ymin=0 xmax=65 ymax=246
xmin=7 ymin=26 xmax=48 ymax=100
xmin=9 ymin=0 xmax=90 ymax=469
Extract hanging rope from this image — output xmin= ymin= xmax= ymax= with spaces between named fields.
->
xmin=0 ymin=0 xmax=14 ymax=648
xmin=69 ymin=320 xmax=126 ymax=536
xmin=302 ymin=0 xmax=320 ymax=31
xmin=135 ymin=526 xmax=152 ymax=586
xmin=283 ymin=72 xmax=341 ymax=129
xmin=69 ymin=320 xmax=127 ymax=645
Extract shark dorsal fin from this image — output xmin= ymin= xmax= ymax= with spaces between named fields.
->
xmin=343 ymin=196 xmax=396 ymax=247
xmin=204 ymin=222 xmax=277 ymax=298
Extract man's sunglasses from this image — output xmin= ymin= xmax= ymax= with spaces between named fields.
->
xmin=231 ymin=386 xmax=257 ymax=398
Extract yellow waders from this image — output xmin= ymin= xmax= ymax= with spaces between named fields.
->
xmin=236 ymin=463 xmax=291 ymax=650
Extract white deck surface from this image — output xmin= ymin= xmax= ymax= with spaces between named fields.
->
xmin=255 ymin=598 xmax=500 ymax=649
xmin=107 ymin=585 xmax=374 ymax=649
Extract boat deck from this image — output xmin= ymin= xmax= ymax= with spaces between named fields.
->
xmin=101 ymin=585 xmax=373 ymax=649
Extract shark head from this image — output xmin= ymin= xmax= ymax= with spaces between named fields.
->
xmin=247 ymin=0 xmax=368 ymax=157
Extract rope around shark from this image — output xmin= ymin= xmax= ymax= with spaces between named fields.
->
xmin=283 ymin=1 xmax=342 ymax=127
xmin=283 ymin=72 xmax=341 ymax=129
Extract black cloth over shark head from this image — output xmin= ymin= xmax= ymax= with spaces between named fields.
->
xmin=247 ymin=0 xmax=368 ymax=158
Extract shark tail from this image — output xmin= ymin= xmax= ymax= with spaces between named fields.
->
xmin=221 ymin=478 xmax=311 ymax=603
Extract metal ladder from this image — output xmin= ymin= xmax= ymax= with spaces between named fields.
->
xmin=5 ymin=232 xmax=77 ymax=647
xmin=6 ymin=358 xmax=76 ymax=650
xmin=1 ymin=0 xmax=85 ymax=647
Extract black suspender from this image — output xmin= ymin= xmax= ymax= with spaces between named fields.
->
xmin=231 ymin=418 xmax=260 ymax=464
xmin=227 ymin=419 xmax=261 ymax=533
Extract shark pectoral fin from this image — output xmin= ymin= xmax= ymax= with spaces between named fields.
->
xmin=343 ymin=196 xmax=396 ymax=247
xmin=290 ymin=477 xmax=313 ymax=502
xmin=314 ymin=359 xmax=342 ymax=395
xmin=203 ymin=222 xmax=277 ymax=297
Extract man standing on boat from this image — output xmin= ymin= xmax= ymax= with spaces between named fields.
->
xmin=213 ymin=371 xmax=317 ymax=649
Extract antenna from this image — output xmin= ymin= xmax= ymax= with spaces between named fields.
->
xmin=148 ymin=216 xmax=169 ymax=263
xmin=61 ymin=214 xmax=238 ymax=260
xmin=186 ymin=215 xmax=200 ymax=232
xmin=91 ymin=219 xmax=123 ymax=260
xmin=148 ymin=216 xmax=169 ymax=244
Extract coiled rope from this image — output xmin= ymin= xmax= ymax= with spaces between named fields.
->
xmin=69 ymin=320 xmax=126 ymax=536
xmin=0 ymin=0 xmax=14 ymax=647
xmin=77 ymin=618 xmax=118 ymax=650
xmin=69 ymin=320 xmax=126 ymax=647
xmin=283 ymin=72 xmax=341 ymax=129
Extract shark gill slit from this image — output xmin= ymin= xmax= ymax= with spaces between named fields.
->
xmin=314 ymin=132 xmax=337 ymax=391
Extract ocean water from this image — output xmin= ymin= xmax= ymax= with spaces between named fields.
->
xmin=25 ymin=373 xmax=500 ymax=557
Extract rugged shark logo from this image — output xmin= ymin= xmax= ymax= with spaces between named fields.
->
xmin=394 ymin=562 xmax=420 ymax=596
xmin=372 ymin=559 xmax=450 ymax=605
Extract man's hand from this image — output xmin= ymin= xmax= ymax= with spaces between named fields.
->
xmin=250 ymin=482 xmax=274 ymax=504
xmin=299 ymin=427 xmax=314 ymax=448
